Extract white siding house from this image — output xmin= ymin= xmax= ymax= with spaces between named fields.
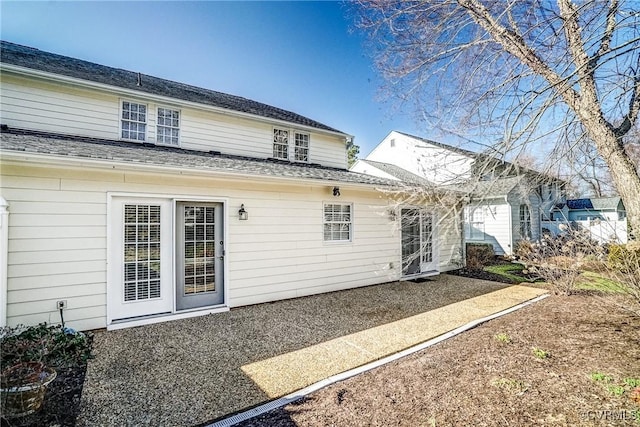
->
xmin=542 ymin=197 xmax=628 ymax=244
xmin=353 ymin=131 xmax=566 ymax=256
xmin=0 ymin=42 xmax=463 ymax=331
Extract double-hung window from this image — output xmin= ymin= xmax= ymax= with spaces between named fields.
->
xmin=121 ymin=101 xmax=147 ymax=141
xmin=273 ymin=128 xmax=289 ymax=160
xmin=157 ymin=107 xmax=180 ymax=146
xmin=324 ymin=203 xmax=352 ymax=241
xmin=294 ymin=132 xmax=309 ymax=162
xmin=273 ymin=128 xmax=310 ymax=162
xmin=465 ymin=206 xmax=485 ymax=240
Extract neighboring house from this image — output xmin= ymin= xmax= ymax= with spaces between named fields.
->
xmin=0 ymin=41 xmax=464 ymax=331
xmin=352 ymin=131 xmax=567 ymax=255
xmin=543 ymin=197 xmax=628 ymax=244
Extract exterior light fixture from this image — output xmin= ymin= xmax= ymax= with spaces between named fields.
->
xmin=238 ymin=204 xmax=248 ymax=220
xmin=388 ymin=209 xmax=397 ymax=221
xmin=332 ymin=186 xmax=340 ymax=197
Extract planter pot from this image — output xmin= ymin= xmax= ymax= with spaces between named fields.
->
xmin=1 ymin=362 xmax=57 ymax=418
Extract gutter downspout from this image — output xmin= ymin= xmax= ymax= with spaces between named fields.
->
xmin=0 ymin=197 xmax=8 ymax=327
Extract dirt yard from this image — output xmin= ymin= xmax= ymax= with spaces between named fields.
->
xmin=237 ymin=293 xmax=640 ymax=427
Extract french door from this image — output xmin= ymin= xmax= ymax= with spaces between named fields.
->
xmin=401 ymin=208 xmax=437 ymax=276
xmin=176 ymin=202 xmax=224 ymax=310
xmin=109 ymin=197 xmax=225 ymax=323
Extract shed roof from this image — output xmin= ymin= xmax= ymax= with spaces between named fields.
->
xmin=0 ymin=127 xmax=397 ymax=187
xmin=0 ymin=41 xmax=345 ymax=135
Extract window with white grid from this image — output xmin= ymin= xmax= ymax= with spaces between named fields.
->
xmin=121 ymin=101 xmax=147 ymax=141
xmin=294 ymin=132 xmax=309 ymax=162
xmin=157 ymin=107 xmax=180 ymax=146
xmin=465 ymin=206 xmax=485 ymax=240
xmin=323 ymin=203 xmax=352 ymax=241
xmin=273 ymin=128 xmax=289 ymax=159
xmin=123 ymin=204 xmax=161 ymax=301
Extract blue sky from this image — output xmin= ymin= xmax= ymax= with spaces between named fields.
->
xmin=0 ymin=0 xmax=440 ymax=157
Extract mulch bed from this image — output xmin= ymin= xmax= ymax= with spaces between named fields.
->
xmin=238 ymin=293 xmax=640 ymax=426
xmin=1 ymin=365 xmax=88 ymax=427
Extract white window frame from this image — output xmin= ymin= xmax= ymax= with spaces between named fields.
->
xmin=323 ymin=203 xmax=353 ymax=242
xmin=294 ymin=131 xmax=310 ymax=162
xmin=519 ymin=204 xmax=532 ymax=239
xmin=273 ymin=128 xmax=289 ymax=160
xmin=156 ymin=106 xmax=181 ymax=146
xmin=273 ymin=127 xmax=310 ymax=162
xmin=465 ymin=206 xmax=485 ymax=240
xmin=120 ymin=100 xmax=148 ymax=142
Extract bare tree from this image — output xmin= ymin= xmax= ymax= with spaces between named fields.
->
xmin=353 ymin=0 xmax=640 ymax=236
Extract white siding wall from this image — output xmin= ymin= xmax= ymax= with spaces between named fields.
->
xmin=0 ymin=74 xmax=347 ymax=169
xmin=366 ymin=131 xmax=474 ymax=185
xmin=465 ymin=200 xmax=512 ymax=255
xmin=1 ymin=162 xmax=404 ymax=331
xmin=436 ymin=207 xmax=464 ymax=271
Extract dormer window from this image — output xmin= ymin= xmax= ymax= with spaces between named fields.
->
xmin=157 ymin=107 xmax=180 ymax=146
xmin=273 ymin=128 xmax=310 ymax=162
xmin=121 ymin=101 xmax=147 ymax=141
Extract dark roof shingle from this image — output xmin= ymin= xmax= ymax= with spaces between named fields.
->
xmin=0 ymin=128 xmax=397 ymax=187
xmin=0 ymin=41 xmax=345 ymax=135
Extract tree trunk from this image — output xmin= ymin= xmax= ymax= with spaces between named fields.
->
xmin=586 ymin=122 xmax=640 ymax=239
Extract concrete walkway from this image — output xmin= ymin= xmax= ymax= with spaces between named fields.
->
xmin=77 ymin=276 xmax=546 ymax=426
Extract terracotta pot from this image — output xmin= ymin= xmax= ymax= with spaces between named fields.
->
xmin=1 ymin=362 xmax=57 ymax=417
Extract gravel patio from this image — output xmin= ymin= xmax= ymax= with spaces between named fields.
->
xmin=77 ymin=275 xmax=545 ymax=426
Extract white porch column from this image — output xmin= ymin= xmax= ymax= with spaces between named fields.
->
xmin=0 ymin=196 xmax=8 ymax=327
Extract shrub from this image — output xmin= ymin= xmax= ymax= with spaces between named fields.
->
xmin=518 ymin=229 xmax=607 ymax=295
xmin=607 ymin=242 xmax=640 ymax=304
xmin=466 ymin=243 xmax=495 ymax=269
xmin=1 ymin=323 xmax=92 ymax=369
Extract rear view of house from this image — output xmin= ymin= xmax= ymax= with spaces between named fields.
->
xmin=352 ymin=131 xmax=567 ymax=255
xmin=0 ymin=42 xmax=464 ymax=331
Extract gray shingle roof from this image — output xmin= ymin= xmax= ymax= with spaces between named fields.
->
xmin=0 ymin=128 xmax=398 ymax=187
xmin=356 ymin=158 xmax=522 ymax=197
xmin=0 ymin=41 xmax=344 ymax=135
xmin=457 ymin=175 xmax=524 ymax=198
xmin=356 ymin=159 xmax=433 ymax=185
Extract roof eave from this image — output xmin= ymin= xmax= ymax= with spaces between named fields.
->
xmin=0 ymin=149 xmax=393 ymax=190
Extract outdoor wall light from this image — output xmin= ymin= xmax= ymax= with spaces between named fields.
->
xmin=332 ymin=186 xmax=340 ymax=197
xmin=238 ymin=204 xmax=248 ymax=220
xmin=388 ymin=209 xmax=397 ymax=221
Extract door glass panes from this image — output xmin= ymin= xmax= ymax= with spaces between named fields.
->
xmin=123 ymin=205 xmax=161 ymax=301
xmin=422 ymin=213 xmax=433 ymax=263
xmin=183 ymin=206 xmax=215 ymax=294
xmin=401 ymin=209 xmax=420 ymax=275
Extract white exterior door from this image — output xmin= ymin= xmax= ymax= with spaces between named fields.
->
xmin=401 ymin=208 xmax=438 ymax=276
xmin=109 ymin=198 xmax=173 ymax=321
